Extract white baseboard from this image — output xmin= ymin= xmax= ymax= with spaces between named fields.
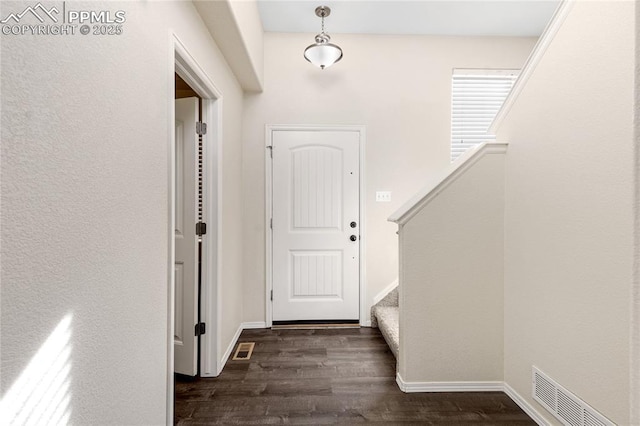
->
xmin=241 ymin=321 xmax=267 ymax=329
xmin=503 ymin=382 xmax=550 ymax=426
xmin=361 ymin=319 xmax=372 ymax=327
xmin=395 ymin=373 xmax=549 ymax=425
xmin=217 ymin=323 xmax=243 ymax=375
xmin=216 ymin=322 xmax=267 ymax=375
xmin=396 ymin=373 xmax=503 ymax=392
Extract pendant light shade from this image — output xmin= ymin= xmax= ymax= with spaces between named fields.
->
xmin=303 ymin=6 xmax=343 ymax=70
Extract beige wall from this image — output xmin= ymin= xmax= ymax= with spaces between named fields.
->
xmin=497 ymin=1 xmax=635 ymax=424
xmin=0 ymin=1 xmax=245 ymax=423
xmin=194 ymin=0 xmax=264 ymax=91
xmin=228 ymin=0 xmax=264 ymax=90
xmin=398 ymin=150 xmax=506 ymax=384
xmin=242 ymin=33 xmax=536 ymax=324
xmin=634 ymin=1 xmax=640 ymax=422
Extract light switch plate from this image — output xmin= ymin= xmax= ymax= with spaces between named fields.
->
xmin=376 ymin=191 xmax=391 ymax=202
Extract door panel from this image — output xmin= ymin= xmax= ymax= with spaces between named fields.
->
xmin=290 ymin=251 xmax=342 ymax=298
xmin=174 ymin=97 xmax=198 ymax=376
xmin=291 ymin=147 xmax=342 ymax=230
xmin=272 ymin=130 xmax=360 ymax=321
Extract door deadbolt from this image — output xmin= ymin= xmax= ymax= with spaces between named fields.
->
xmin=350 ymin=235 xmax=357 ymax=242
xmin=350 ymin=221 xmax=357 ymax=228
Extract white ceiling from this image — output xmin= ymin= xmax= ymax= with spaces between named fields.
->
xmin=257 ymin=0 xmax=560 ymax=37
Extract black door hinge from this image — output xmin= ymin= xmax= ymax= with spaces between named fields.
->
xmin=270 ymin=290 xmax=273 ymax=301
xmin=195 ymin=322 xmax=206 ymax=337
xmin=196 ymin=121 xmax=207 ymax=136
xmin=196 ymin=222 xmax=207 ymax=236
xmin=266 ymin=145 xmax=273 ymax=158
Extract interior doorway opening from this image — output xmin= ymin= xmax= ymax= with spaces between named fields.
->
xmin=168 ymin=35 xmax=223 ymax=423
xmin=174 ymin=73 xmax=202 ymax=379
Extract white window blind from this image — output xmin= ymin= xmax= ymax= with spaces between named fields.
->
xmin=451 ymin=69 xmax=519 ymax=162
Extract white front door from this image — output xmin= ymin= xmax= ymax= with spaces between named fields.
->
xmin=272 ymin=130 xmax=360 ymax=322
xmin=174 ymin=97 xmax=199 ymax=375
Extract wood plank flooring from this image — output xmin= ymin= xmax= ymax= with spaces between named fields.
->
xmin=175 ymin=328 xmax=535 ymax=425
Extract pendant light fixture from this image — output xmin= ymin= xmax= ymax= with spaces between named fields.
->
xmin=303 ymin=6 xmax=343 ymax=70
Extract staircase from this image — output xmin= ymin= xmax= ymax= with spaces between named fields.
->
xmin=371 ymin=287 xmax=399 ymax=359
xmin=387 ymin=141 xmax=507 ymax=387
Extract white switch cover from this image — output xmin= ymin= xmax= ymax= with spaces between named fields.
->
xmin=376 ymin=191 xmax=391 ymax=202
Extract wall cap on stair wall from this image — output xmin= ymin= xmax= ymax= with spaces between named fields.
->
xmin=489 ymin=0 xmax=574 ymax=134
xmin=388 ymin=142 xmax=508 ymax=226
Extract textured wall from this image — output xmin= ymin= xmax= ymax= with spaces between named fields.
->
xmin=0 ymin=1 xmax=245 ymax=423
xmin=497 ymin=1 xmax=635 ymax=424
xmin=398 ymin=152 xmax=505 ymax=383
xmin=242 ymin=33 xmax=535 ymax=325
xmin=634 ymin=2 xmax=640 ymax=423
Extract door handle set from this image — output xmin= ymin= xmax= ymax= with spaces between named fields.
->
xmin=350 ymin=235 xmax=357 ymax=242
xmin=349 ymin=221 xmax=358 ymax=241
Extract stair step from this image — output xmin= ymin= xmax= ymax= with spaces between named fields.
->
xmin=374 ymin=306 xmax=399 ymax=359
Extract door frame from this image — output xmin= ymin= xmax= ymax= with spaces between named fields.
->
xmin=265 ymin=125 xmax=367 ymax=327
xmin=168 ymin=33 xmax=223 ymax=422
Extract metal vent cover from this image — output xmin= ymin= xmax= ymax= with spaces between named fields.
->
xmin=534 ymin=370 xmax=556 ymax=411
xmin=557 ymin=390 xmax=582 ymax=426
xmin=232 ymin=342 xmax=255 ymax=361
xmin=584 ymin=410 xmax=608 ymax=426
xmin=532 ymin=367 xmax=615 ymax=426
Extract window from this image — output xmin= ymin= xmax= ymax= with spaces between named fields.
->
xmin=450 ymin=69 xmax=519 ymax=162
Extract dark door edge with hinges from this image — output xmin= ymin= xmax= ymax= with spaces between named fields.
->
xmin=195 ymin=101 xmax=207 ymax=377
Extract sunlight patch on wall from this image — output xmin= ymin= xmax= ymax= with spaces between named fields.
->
xmin=0 ymin=314 xmax=73 ymax=425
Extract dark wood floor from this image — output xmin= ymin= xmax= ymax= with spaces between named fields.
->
xmin=175 ymin=328 xmax=534 ymax=425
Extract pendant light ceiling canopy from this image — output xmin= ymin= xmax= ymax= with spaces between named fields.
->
xmin=303 ymin=6 xmax=343 ymax=70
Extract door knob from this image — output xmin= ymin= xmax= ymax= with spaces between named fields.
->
xmin=350 ymin=235 xmax=357 ymax=242
xmin=350 ymin=221 xmax=357 ymax=228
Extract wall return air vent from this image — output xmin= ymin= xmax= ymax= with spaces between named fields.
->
xmin=532 ymin=367 xmax=615 ymax=426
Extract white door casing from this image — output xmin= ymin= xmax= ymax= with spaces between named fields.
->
xmin=169 ymin=36 xmax=224 ymax=423
xmin=271 ymin=130 xmax=360 ymax=321
xmin=174 ymin=97 xmax=199 ymax=376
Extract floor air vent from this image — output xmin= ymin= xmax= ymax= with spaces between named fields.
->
xmin=532 ymin=367 xmax=615 ymax=426
xmin=232 ymin=342 xmax=255 ymax=360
